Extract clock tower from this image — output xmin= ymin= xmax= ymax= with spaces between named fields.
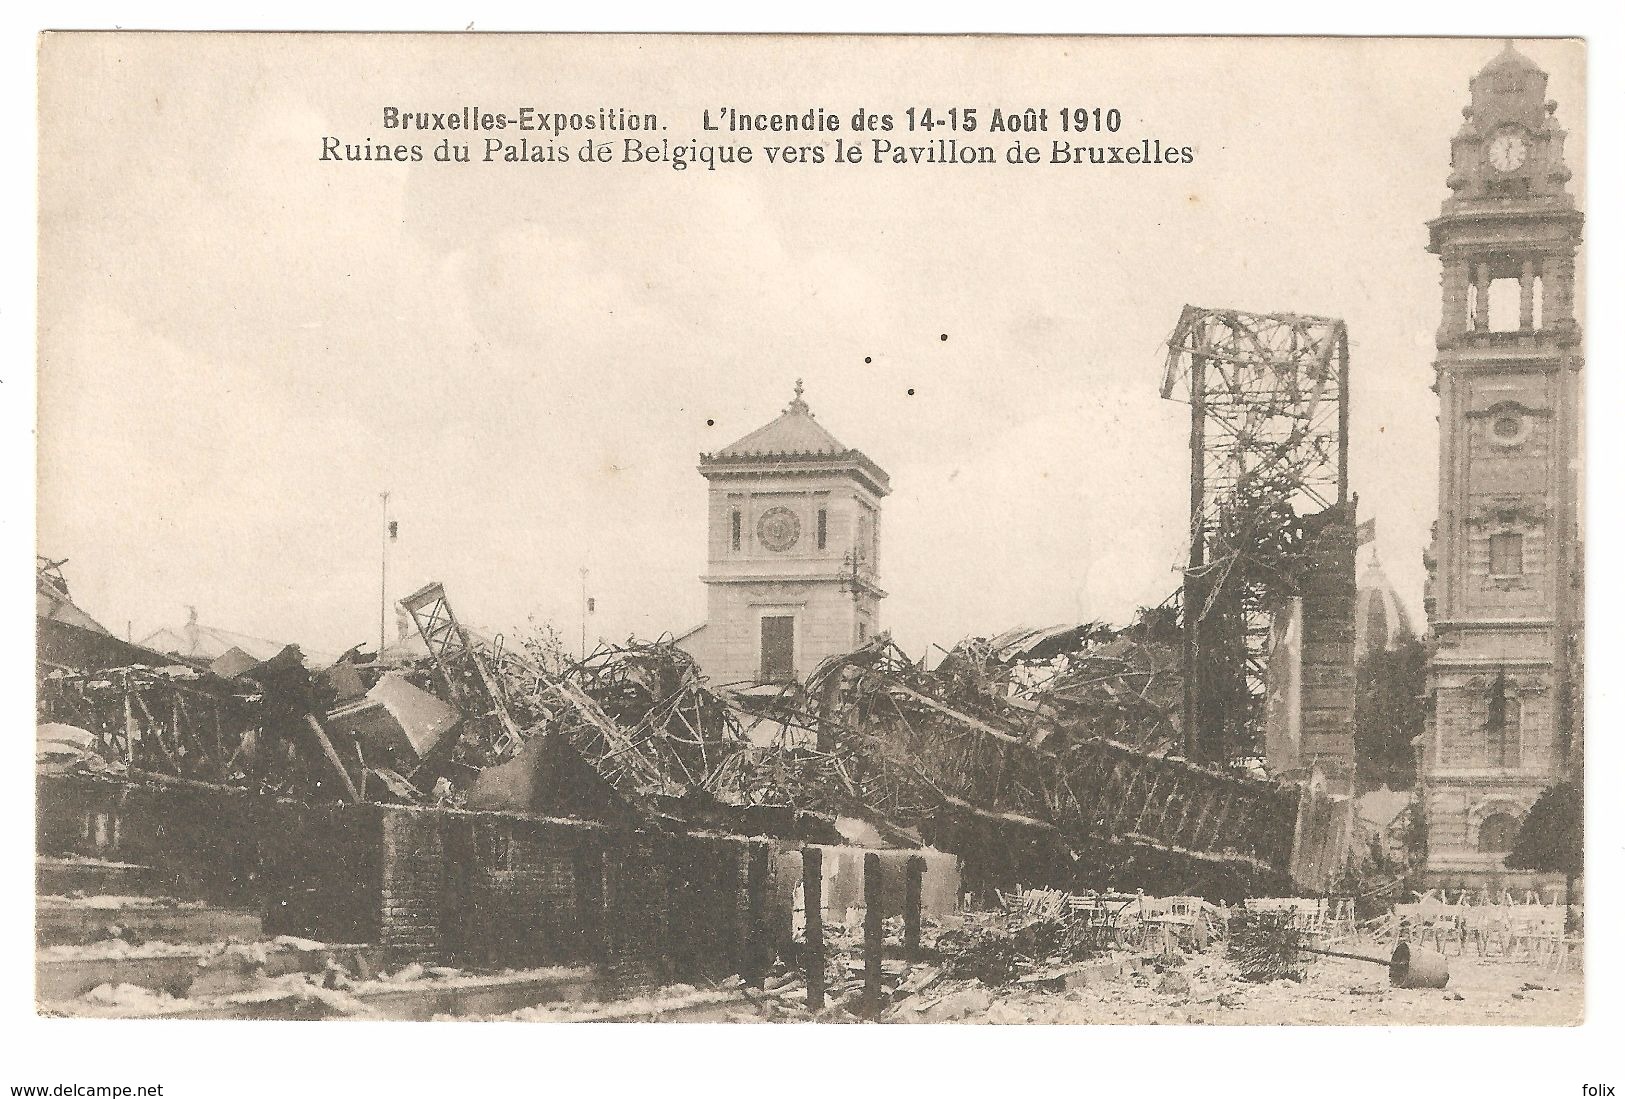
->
xmin=678 ymin=382 xmax=890 ymax=688
xmin=1420 ymin=43 xmax=1583 ymax=892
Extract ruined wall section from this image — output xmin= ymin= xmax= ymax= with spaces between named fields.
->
xmin=37 ymin=772 xmax=383 ymax=944
xmin=38 ymin=773 xmax=775 ymax=988
xmin=379 ymin=809 xmax=443 ymax=956
xmin=1296 ymin=502 xmax=1359 ymax=796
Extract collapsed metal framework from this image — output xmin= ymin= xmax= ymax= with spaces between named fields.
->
xmin=399 ymin=581 xmax=530 ymax=760
xmin=781 ymin=637 xmax=1300 ymax=894
xmin=41 ymin=665 xmax=256 ymax=783
xmin=1161 ymin=306 xmax=1349 ymax=766
xmin=398 ymin=582 xmax=741 ymax=799
xmin=37 ymin=558 xmax=1312 ymax=892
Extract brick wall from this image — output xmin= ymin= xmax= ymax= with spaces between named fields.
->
xmin=378 ymin=808 xmax=443 ymax=956
xmin=37 ymin=772 xmax=383 ymax=944
xmin=387 ymin=813 xmax=775 ymax=988
xmin=38 ymin=773 xmax=778 ymax=986
xmin=1430 ymin=678 xmax=1556 ymax=772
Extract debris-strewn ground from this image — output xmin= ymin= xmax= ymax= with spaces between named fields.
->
xmin=464 ymin=946 xmax=1581 ymax=1026
xmin=873 ymin=951 xmax=1581 ymax=1025
xmin=705 ymin=905 xmax=1583 ymax=1026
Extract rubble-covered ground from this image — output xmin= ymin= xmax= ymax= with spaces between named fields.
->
xmin=464 ymin=946 xmax=1581 ymax=1026
xmin=871 ymin=950 xmax=1582 ymax=1026
xmin=738 ymin=905 xmax=1585 ymax=1026
xmin=467 ymin=902 xmax=1583 ymax=1026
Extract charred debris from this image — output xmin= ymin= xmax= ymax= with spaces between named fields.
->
xmin=39 ymin=563 xmax=1301 ymax=898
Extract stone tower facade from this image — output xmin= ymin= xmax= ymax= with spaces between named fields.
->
xmin=679 ymin=382 xmax=890 ymax=688
xmin=1420 ymin=44 xmax=1583 ymax=891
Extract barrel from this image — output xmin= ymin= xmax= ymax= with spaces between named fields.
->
xmin=1389 ymin=942 xmax=1450 ymax=988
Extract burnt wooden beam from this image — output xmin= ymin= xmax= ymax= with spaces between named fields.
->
xmin=903 ymin=855 xmax=925 ymax=963
xmin=863 ymin=852 xmax=883 ymax=1019
xmin=302 ymin=714 xmax=362 ymax=803
xmin=802 ymin=846 xmax=825 ymax=1011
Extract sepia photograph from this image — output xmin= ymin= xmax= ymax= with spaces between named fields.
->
xmin=28 ymin=29 xmax=1595 ymax=1047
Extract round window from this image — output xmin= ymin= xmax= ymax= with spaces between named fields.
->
xmin=756 ymin=506 xmax=801 ymax=552
xmin=1488 ymin=412 xmax=1531 ymax=447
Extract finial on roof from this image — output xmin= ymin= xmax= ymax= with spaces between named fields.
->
xmin=1479 ymin=39 xmax=1541 ymax=75
xmin=787 ymin=378 xmax=810 ymax=415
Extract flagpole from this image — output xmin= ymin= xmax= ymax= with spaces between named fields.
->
xmin=579 ymin=567 xmax=588 ymax=660
xmin=379 ymin=491 xmax=390 ymax=657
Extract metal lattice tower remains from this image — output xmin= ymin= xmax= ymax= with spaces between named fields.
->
xmin=1161 ymin=305 xmax=1349 ymax=765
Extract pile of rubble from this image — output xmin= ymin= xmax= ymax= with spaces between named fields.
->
xmin=782 ymin=623 xmax=1299 ymax=894
xmin=37 ymin=573 xmax=763 ymax=827
xmin=723 ymin=886 xmax=1209 ymax=1021
xmin=38 ymin=564 xmax=1303 ymax=888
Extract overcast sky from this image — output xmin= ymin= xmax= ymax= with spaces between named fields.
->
xmin=37 ymin=35 xmax=1586 ymax=661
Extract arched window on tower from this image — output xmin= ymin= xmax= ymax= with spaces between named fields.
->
xmin=1478 ymin=812 xmax=1520 ymax=853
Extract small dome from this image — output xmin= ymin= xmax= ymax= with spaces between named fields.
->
xmin=1477 ymin=40 xmax=1544 ymax=77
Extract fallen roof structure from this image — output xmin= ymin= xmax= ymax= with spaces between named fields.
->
xmin=37 ymin=566 xmax=1327 ymax=895
xmin=791 ymin=633 xmax=1299 ymax=898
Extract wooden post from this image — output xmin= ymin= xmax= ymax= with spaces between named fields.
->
xmin=802 ymin=846 xmax=824 ymax=1011
xmin=744 ymin=843 xmax=769 ymax=988
xmin=904 ymin=855 xmax=925 ymax=963
xmin=864 ymin=852 xmax=883 ymax=1017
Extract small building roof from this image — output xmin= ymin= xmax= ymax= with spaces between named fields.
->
xmin=36 ymin=564 xmax=110 ymax=636
xmin=207 ymin=646 xmax=261 ymax=679
xmin=139 ymin=614 xmax=339 ymax=667
xmin=713 ymin=380 xmax=851 ymax=459
xmin=700 ymin=381 xmax=891 ymax=495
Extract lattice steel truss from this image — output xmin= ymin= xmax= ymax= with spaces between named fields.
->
xmin=399 ymin=581 xmax=530 ymax=760
xmin=781 ymin=637 xmax=1301 ymax=893
xmin=1161 ymin=306 xmax=1349 ymax=765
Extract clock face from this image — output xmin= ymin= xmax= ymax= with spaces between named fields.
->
xmin=756 ymin=506 xmax=801 ymax=552
xmin=1487 ymin=130 xmax=1529 ymax=173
